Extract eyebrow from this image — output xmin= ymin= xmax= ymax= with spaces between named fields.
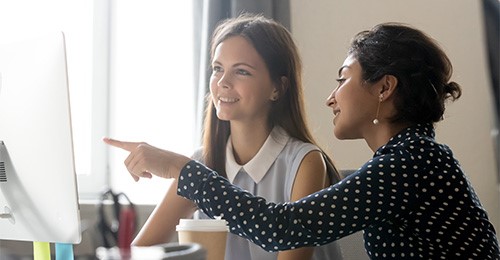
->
xmin=212 ymin=60 xmax=256 ymax=70
xmin=338 ymin=65 xmax=350 ymax=77
xmin=234 ymin=62 xmax=256 ymax=70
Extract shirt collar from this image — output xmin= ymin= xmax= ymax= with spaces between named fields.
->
xmin=375 ymin=123 xmax=435 ymax=156
xmin=225 ymin=126 xmax=290 ymax=183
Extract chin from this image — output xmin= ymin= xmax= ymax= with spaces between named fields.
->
xmin=333 ymin=128 xmax=344 ymax=140
xmin=333 ymin=128 xmax=355 ymax=140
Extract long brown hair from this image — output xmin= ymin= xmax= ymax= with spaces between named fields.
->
xmin=202 ymin=13 xmax=340 ymax=183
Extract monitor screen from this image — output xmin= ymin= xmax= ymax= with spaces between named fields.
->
xmin=0 ymin=32 xmax=81 ymax=243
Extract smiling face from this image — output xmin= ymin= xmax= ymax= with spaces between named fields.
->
xmin=210 ymin=36 xmax=278 ymax=125
xmin=326 ymin=55 xmax=380 ymax=140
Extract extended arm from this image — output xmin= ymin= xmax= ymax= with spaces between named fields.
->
xmin=102 ymin=137 xmax=408 ymax=251
xmin=177 ymin=160 xmax=346 ymax=251
xmin=178 ymin=155 xmax=411 ymax=252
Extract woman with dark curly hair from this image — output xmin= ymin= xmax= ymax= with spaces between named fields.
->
xmin=105 ymin=22 xmax=500 ymax=259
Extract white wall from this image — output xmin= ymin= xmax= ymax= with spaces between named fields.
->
xmin=290 ymin=0 xmax=499 ymax=233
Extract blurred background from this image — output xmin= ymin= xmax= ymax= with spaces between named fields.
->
xmin=0 ymin=0 xmax=497 ymax=258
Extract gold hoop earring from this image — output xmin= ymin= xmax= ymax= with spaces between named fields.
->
xmin=373 ymin=94 xmax=383 ymax=125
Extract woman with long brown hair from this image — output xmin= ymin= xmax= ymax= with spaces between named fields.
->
xmin=106 ymin=14 xmax=342 ymax=260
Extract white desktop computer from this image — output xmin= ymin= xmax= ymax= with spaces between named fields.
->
xmin=0 ymin=32 xmax=81 ymax=257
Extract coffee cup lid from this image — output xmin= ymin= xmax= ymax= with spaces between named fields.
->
xmin=176 ymin=218 xmax=229 ymax=232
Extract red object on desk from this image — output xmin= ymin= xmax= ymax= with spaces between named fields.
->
xmin=117 ymin=207 xmax=136 ymax=250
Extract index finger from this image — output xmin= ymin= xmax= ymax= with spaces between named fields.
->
xmin=102 ymin=137 xmax=140 ymax=152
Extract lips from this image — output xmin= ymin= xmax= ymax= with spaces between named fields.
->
xmin=218 ymin=96 xmax=239 ymax=103
xmin=332 ymin=109 xmax=340 ymax=125
xmin=333 ymin=109 xmax=340 ymax=117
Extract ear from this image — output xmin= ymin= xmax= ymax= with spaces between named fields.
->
xmin=378 ymin=74 xmax=398 ymax=100
xmin=270 ymin=76 xmax=289 ymax=101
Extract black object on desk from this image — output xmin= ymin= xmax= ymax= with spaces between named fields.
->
xmin=97 ymin=189 xmax=137 ymax=250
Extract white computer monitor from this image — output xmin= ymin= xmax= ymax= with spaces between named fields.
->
xmin=0 ymin=32 xmax=81 ymax=244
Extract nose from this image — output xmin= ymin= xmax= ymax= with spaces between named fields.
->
xmin=326 ymin=87 xmax=338 ymax=107
xmin=217 ymin=72 xmax=231 ymax=88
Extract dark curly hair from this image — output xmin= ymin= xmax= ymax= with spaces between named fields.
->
xmin=348 ymin=22 xmax=462 ymax=124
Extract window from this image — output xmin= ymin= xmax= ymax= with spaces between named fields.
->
xmin=107 ymin=0 xmax=195 ymax=204
xmin=0 ymin=0 xmax=196 ymax=204
xmin=0 ymin=0 xmax=95 ymax=194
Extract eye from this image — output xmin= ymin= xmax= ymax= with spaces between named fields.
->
xmin=236 ymin=68 xmax=251 ymax=76
xmin=211 ymin=65 xmax=223 ymax=74
xmin=336 ymin=78 xmax=346 ymax=86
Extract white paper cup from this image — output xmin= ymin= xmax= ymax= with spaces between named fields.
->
xmin=176 ymin=218 xmax=229 ymax=260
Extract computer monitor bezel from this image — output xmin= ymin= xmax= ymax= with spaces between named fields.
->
xmin=0 ymin=31 xmax=81 ymax=244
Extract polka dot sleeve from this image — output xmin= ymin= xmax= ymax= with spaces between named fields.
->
xmin=178 ymin=154 xmax=418 ymax=251
xmin=178 ymin=160 xmax=327 ymax=251
xmin=177 ymin=124 xmax=500 ymax=258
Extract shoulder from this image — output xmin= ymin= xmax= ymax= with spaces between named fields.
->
xmin=281 ymin=137 xmax=320 ymax=161
xmin=277 ymin=137 xmax=326 ymax=177
xmin=389 ymin=132 xmax=457 ymax=168
xmin=190 ymin=147 xmax=204 ymax=162
xmin=289 ymin=148 xmax=328 ymax=200
xmin=298 ymin=149 xmax=327 ymax=173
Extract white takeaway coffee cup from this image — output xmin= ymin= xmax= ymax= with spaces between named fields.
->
xmin=176 ymin=218 xmax=229 ymax=260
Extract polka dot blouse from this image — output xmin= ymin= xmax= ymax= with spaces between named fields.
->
xmin=178 ymin=123 xmax=500 ymax=259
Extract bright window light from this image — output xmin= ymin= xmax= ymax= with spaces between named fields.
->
xmin=108 ymin=0 xmax=195 ymax=204
xmin=0 ymin=0 xmax=93 ymax=182
xmin=0 ymin=0 xmax=196 ymax=204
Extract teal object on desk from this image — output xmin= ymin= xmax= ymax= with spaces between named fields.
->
xmin=56 ymin=243 xmax=74 ymax=260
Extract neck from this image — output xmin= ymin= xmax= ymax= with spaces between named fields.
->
xmin=365 ymin=122 xmax=412 ymax=152
xmin=229 ymin=122 xmax=272 ymax=165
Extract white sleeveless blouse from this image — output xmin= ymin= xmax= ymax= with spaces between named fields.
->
xmin=192 ymin=127 xmax=342 ymax=260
